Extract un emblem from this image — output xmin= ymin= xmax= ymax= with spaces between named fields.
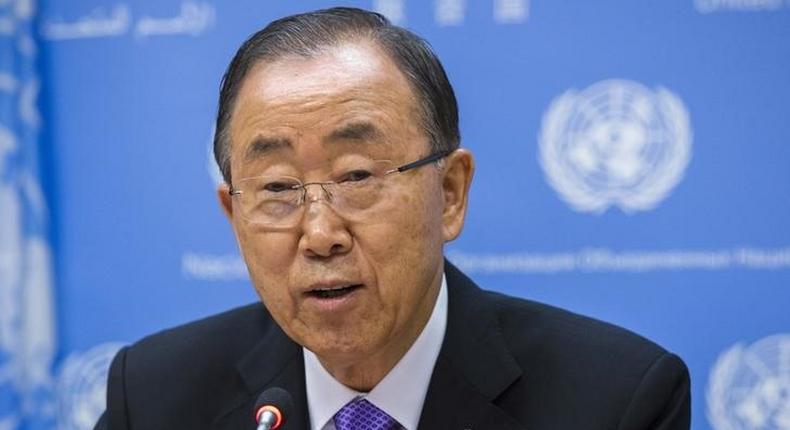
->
xmin=707 ymin=334 xmax=790 ymax=430
xmin=538 ymin=79 xmax=692 ymax=214
xmin=56 ymin=342 xmax=125 ymax=430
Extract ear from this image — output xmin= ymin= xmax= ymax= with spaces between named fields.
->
xmin=217 ymin=183 xmax=234 ymax=220
xmin=441 ymin=149 xmax=474 ymax=242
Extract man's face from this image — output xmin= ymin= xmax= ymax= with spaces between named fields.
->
xmin=220 ymin=41 xmax=471 ymax=374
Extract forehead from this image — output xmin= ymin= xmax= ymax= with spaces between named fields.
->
xmin=245 ymin=41 xmax=411 ymax=102
xmin=228 ymin=41 xmax=424 ymax=162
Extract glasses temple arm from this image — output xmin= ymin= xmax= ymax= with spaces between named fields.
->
xmin=394 ymin=149 xmax=454 ymax=173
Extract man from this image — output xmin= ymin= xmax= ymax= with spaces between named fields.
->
xmin=96 ymin=7 xmax=690 ymax=430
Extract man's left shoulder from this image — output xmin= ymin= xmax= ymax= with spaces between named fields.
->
xmin=484 ymin=289 xmax=674 ymax=364
xmin=478 ymin=289 xmax=690 ymax=428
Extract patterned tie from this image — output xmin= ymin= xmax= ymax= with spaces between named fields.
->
xmin=333 ymin=398 xmax=401 ymax=430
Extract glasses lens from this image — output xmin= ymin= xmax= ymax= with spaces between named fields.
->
xmin=235 ymin=176 xmax=302 ymax=226
xmin=329 ymin=160 xmax=393 ymax=217
xmin=233 ymin=160 xmax=397 ymax=228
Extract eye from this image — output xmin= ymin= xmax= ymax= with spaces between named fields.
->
xmin=339 ymin=170 xmax=373 ymax=183
xmin=262 ymin=180 xmax=299 ymax=193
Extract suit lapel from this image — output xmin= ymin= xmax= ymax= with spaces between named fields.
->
xmin=211 ymin=320 xmax=310 ymax=430
xmin=418 ymin=262 xmax=527 ymax=430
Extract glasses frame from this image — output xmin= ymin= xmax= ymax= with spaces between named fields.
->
xmin=226 ymin=149 xmax=455 ymax=226
xmin=228 ymin=149 xmax=454 ymax=196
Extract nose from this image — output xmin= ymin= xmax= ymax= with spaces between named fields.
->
xmin=297 ymin=196 xmax=353 ymax=259
xmin=300 ymin=182 xmax=333 ymax=204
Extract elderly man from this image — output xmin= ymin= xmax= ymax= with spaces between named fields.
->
xmin=96 ymin=7 xmax=690 ymax=430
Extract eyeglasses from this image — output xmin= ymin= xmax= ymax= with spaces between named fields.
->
xmin=229 ymin=149 xmax=453 ymax=229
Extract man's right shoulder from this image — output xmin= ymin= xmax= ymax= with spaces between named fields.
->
xmin=130 ymin=302 xmax=272 ymax=355
xmin=103 ymin=302 xmax=278 ymax=427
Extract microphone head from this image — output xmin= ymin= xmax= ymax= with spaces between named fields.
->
xmin=254 ymin=387 xmax=293 ymax=429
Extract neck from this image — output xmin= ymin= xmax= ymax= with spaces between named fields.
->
xmin=317 ymin=272 xmax=442 ymax=392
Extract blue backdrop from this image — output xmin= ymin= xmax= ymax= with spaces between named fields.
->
xmin=1 ymin=0 xmax=789 ymax=429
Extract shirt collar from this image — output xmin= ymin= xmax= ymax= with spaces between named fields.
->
xmin=303 ymin=273 xmax=448 ymax=430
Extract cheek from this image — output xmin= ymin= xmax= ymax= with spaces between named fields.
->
xmin=236 ymin=229 xmax=297 ymax=301
xmin=402 ymin=180 xmax=445 ymax=244
xmin=362 ymin=189 xmax=440 ymax=253
xmin=356 ymin=182 xmax=444 ymax=287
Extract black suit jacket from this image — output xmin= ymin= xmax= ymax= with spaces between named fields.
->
xmin=95 ymin=262 xmax=690 ymax=429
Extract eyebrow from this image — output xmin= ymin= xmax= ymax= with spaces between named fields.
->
xmin=243 ymin=136 xmax=292 ymax=161
xmin=325 ymin=121 xmax=384 ymax=144
xmin=242 ymin=121 xmax=383 ymax=162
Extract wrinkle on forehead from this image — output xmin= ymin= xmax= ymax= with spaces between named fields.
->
xmin=228 ymin=41 xmax=426 ymax=172
xmin=242 ymin=120 xmax=387 ymax=163
xmin=234 ymin=92 xmax=406 ymax=146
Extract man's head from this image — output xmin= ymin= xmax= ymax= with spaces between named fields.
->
xmin=213 ymin=7 xmax=460 ymax=185
xmin=215 ymin=7 xmax=474 ymax=389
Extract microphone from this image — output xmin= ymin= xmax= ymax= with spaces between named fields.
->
xmin=254 ymin=387 xmax=293 ymax=430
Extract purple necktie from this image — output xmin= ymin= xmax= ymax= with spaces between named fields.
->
xmin=333 ymin=398 xmax=400 ymax=430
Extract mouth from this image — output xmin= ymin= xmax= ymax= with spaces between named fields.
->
xmin=306 ymin=283 xmax=364 ymax=299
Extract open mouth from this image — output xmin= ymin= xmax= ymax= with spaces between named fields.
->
xmin=307 ymin=284 xmax=363 ymax=299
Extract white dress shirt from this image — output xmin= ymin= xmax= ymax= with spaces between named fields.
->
xmin=303 ymin=274 xmax=448 ymax=430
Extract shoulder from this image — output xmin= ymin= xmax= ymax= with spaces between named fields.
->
xmin=443 ymin=262 xmax=689 ymax=428
xmin=105 ymin=303 xmax=275 ymax=425
xmin=126 ymin=302 xmax=272 ymax=360
xmin=446 ymin=263 xmax=670 ymax=366
xmin=483 ymin=289 xmax=669 ymax=364
xmin=477 ymin=289 xmax=690 ymax=428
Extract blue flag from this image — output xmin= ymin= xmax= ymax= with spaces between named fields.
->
xmin=0 ymin=1 xmax=57 ymax=429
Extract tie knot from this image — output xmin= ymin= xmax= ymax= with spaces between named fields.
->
xmin=333 ymin=398 xmax=400 ymax=430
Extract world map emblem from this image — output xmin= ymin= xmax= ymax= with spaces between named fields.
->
xmin=707 ymin=334 xmax=790 ymax=430
xmin=538 ymin=79 xmax=692 ymax=214
xmin=56 ymin=342 xmax=125 ymax=430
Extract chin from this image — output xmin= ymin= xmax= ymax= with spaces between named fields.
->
xmin=304 ymin=331 xmax=378 ymax=360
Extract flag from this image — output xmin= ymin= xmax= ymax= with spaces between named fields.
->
xmin=0 ymin=0 xmax=57 ymax=429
